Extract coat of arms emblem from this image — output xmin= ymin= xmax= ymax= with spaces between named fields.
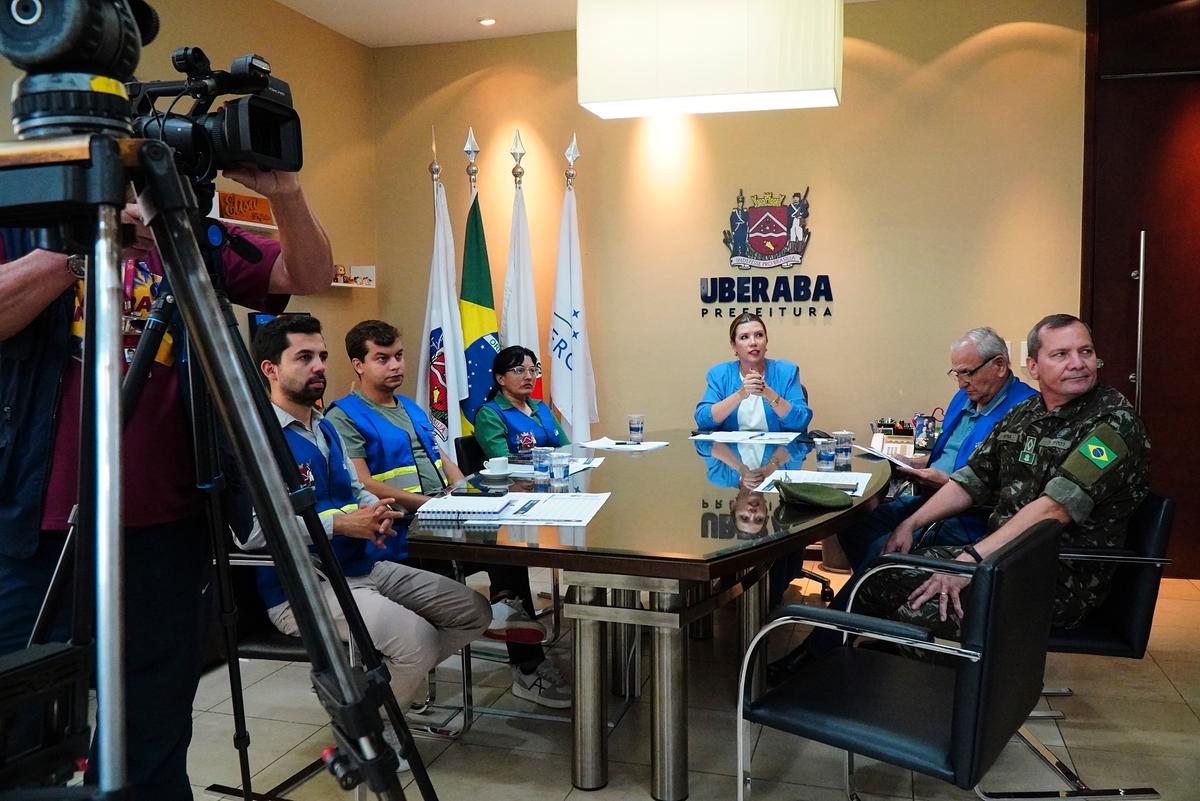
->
xmin=723 ymin=187 xmax=811 ymax=270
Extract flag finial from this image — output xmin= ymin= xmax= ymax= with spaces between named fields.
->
xmin=510 ymin=129 xmax=526 ymax=187
xmin=429 ymin=125 xmax=441 ymax=181
xmin=463 ymin=126 xmax=480 ymax=192
xmin=564 ymin=133 xmax=580 ymax=187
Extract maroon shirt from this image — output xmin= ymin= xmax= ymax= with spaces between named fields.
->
xmin=35 ymin=229 xmax=286 ymax=530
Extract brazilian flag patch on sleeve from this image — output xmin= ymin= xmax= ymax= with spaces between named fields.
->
xmin=1079 ymin=436 xmax=1118 ymax=469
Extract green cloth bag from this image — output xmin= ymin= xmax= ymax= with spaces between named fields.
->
xmin=776 ymin=481 xmax=853 ymax=509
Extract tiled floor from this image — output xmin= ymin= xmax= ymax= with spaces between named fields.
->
xmin=184 ymin=569 xmax=1200 ymax=801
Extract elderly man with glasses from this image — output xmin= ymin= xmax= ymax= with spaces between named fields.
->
xmin=769 ymin=326 xmax=1035 ymax=679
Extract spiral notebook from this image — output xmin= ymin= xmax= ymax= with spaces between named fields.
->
xmin=416 ymin=495 xmax=513 ymax=522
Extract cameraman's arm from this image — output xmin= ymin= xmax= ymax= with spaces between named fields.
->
xmin=0 ymin=250 xmax=75 ymax=340
xmin=223 ymin=167 xmax=333 ymax=295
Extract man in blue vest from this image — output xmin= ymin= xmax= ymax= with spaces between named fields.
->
xmin=246 ymin=315 xmax=492 ymax=747
xmin=768 ymin=326 xmax=1036 ymax=678
xmin=325 ymin=320 xmax=571 ymax=709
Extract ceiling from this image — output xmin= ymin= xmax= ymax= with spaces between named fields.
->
xmin=271 ymin=0 xmax=877 ymax=49
xmin=272 ymin=0 xmax=579 ymax=49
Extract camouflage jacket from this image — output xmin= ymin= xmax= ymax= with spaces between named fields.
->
xmin=950 ymin=383 xmax=1150 ymax=620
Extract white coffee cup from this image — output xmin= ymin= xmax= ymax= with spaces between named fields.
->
xmin=484 ymin=456 xmax=509 ymax=473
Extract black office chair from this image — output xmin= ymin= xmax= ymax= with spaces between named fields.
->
xmin=453 ymin=435 xmax=486 ymax=476
xmin=1015 ymin=493 xmax=1175 ymax=799
xmin=736 ymin=520 xmax=1152 ymax=801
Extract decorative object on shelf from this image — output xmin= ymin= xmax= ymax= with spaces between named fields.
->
xmin=330 ymin=264 xmax=376 ymax=288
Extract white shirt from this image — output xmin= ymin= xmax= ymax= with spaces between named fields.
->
xmin=736 ymin=376 xmax=768 ymax=432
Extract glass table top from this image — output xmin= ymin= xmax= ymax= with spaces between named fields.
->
xmin=407 ymin=429 xmax=891 ymax=573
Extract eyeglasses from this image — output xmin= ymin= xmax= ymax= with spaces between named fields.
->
xmin=947 ymin=354 xmax=999 ymax=381
xmin=506 ymin=366 xmax=542 ymax=378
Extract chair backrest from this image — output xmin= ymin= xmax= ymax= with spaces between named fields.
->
xmin=951 ymin=519 xmax=1062 ymax=787
xmin=1062 ymin=493 xmax=1175 ymax=658
xmin=227 ymin=558 xmax=310 ymax=662
xmin=454 ymin=435 xmax=486 ymax=475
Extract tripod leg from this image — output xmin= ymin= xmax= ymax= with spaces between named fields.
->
xmin=136 ymin=140 xmax=405 ymax=799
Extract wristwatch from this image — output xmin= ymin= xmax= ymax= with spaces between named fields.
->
xmin=66 ymin=254 xmax=87 ymax=279
xmin=963 ymin=544 xmax=984 ymax=563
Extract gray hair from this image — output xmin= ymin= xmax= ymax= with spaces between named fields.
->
xmin=1026 ymin=314 xmax=1092 ymax=360
xmin=954 ymin=327 xmax=1009 ymax=362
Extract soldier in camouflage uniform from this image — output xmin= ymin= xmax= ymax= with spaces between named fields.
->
xmin=852 ymin=314 xmax=1150 ymax=641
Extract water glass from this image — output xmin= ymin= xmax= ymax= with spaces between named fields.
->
xmin=814 ymin=438 xmax=836 ymax=471
xmin=627 ymin=413 xmax=645 ymax=444
xmin=531 ymin=447 xmax=552 ymax=484
xmin=550 ymin=451 xmax=570 ymax=487
xmin=833 ymin=430 xmax=854 ymax=469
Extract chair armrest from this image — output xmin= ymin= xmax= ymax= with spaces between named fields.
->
xmin=770 ymin=604 xmax=934 ymax=644
xmin=871 ymin=552 xmax=978 ymax=576
xmin=226 ymin=550 xmax=329 ymax=577
xmin=1059 ymin=547 xmax=1171 ymax=566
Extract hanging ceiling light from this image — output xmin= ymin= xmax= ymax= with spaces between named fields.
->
xmin=577 ymin=0 xmax=843 ymax=119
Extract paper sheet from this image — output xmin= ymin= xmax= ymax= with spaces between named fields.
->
xmin=582 ymin=436 xmax=669 ymax=452
xmin=853 ymin=444 xmax=916 ymax=471
xmin=504 ymin=456 xmax=604 ymax=478
xmin=752 ymin=470 xmax=872 ymax=497
xmin=495 ymin=492 xmax=610 ymax=525
xmin=690 ymin=431 xmax=798 ymax=444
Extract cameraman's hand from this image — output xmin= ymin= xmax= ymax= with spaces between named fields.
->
xmin=332 ymin=499 xmax=404 ymax=547
xmin=121 ymin=203 xmax=154 ymax=262
xmin=223 ymin=165 xmax=300 ymax=200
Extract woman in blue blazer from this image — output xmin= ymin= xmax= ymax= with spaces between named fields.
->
xmin=694 ymin=312 xmax=813 ymax=432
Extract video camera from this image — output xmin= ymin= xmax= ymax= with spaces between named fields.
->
xmin=0 ymin=0 xmax=302 ymax=188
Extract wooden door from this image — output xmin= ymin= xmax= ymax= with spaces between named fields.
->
xmin=1088 ymin=76 xmax=1200 ymax=576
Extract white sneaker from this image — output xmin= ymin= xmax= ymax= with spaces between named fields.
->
xmin=511 ymin=660 xmax=572 ymax=709
xmin=486 ymin=597 xmax=547 ymax=644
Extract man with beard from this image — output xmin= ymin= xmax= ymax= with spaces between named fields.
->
xmin=324 ymin=320 xmax=571 ymax=709
xmin=849 ymin=314 xmax=1150 ymax=641
xmin=245 ymin=315 xmax=491 ymax=760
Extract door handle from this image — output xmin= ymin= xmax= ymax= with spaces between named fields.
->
xmin=1130 ymin=230 xmax=1146 ymax=413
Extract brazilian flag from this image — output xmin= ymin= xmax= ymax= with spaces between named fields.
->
xmin=1080 ymin=436 xmax=1118 ymax=469
xmin=459 ymin=192 xmax=500 ymax=433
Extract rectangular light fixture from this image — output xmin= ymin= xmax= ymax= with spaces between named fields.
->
xmin=578 ymin=0 xmax=843 ymax=119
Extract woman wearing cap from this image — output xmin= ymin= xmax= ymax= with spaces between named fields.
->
xmin=694 ymin=312 xmax=813 ymax=433
xmin=474 ymin=345 xmax=570 ymax=458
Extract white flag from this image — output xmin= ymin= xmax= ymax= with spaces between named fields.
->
xmin=500 ymin=184 xmax=541 ymax=366
xmin=549 ymin=184 xmax=598 ymax=440
xmin=416 ymin=179 xmax=469 ymax=448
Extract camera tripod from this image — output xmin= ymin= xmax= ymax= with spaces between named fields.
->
xmin=0 ymin=133 xmax=436 ymax=801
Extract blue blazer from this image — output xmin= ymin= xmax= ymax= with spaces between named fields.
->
xmin=930 ymin=373 xmax=1037 ymax=472
xmin=694 ymin=358 xmax=813 ymax=433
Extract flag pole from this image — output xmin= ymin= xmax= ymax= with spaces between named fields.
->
xmin=464 ymin=126 xmax=480 ymax=194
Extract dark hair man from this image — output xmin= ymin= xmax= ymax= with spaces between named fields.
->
xmin=324 ymin=320 xmax=571 ymax=709
xmin=246 ymin=315 xmax=491 ymax=765
xmin=853 ymin=314 xmax=1150 ymax=641
xmin=0 ymin=167 xmax=333 ymax=800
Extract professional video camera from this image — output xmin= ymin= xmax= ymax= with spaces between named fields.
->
xmin=1 ymin=0 xmax=301 ymax=191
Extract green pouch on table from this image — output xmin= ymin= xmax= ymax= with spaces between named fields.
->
xmin=776 ymin=482 xmax=853 ymax=509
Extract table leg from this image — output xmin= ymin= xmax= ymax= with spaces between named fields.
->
xmin=610 ymin=588 xmax=640 ymax=698
xmin=738 ymin=573 xmax=767 ymax=701
xmin=686 ymin=579 xmax=714 ymax=641
xmin=573 ymin=586 xmax=608 ymax=790
xmin=651 ymin=590 xmax=687 ymax=801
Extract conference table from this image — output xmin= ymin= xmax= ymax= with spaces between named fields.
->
xmin=406 ymin=429 xmax=891 ymax=801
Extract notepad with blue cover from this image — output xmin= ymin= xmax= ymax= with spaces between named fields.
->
xmin=416 ymin=495 xmax=513 ymax=523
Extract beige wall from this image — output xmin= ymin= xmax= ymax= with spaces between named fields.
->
xmin=372 ymin=0 xmax=1085 ymax=437
xmin=0 ymin=0 xmax=380 ymax=396
xmin=2 ymin=0 xmax=1085 ymax=433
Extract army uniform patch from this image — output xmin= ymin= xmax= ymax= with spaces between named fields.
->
xmin=1080 ymin=436 xmax=1118 ymax=469
xmin=1019 ymin=435 xmax=1038 ymax=465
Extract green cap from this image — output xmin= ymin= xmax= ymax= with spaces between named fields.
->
xmin=776 ymin=482 xmax=852 ymax=509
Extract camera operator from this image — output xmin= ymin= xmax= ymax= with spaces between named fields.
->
xmin=0 ymin=165 xmax=333 ymax=800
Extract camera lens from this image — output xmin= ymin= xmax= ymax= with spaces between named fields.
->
xmin=9 ymin=0 xmax=43 ymax=26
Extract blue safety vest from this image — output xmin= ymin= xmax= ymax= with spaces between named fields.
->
xmin=256 ymin=418 xmax=375 ymax=608
xmin=480 ymin=398 xmax=563 ymax=453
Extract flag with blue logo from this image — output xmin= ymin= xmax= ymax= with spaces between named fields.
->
xmin=549 ymin=179 xmax=598 ymax=441
xmin=459 ymin=191 xmax=501 ymax=431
